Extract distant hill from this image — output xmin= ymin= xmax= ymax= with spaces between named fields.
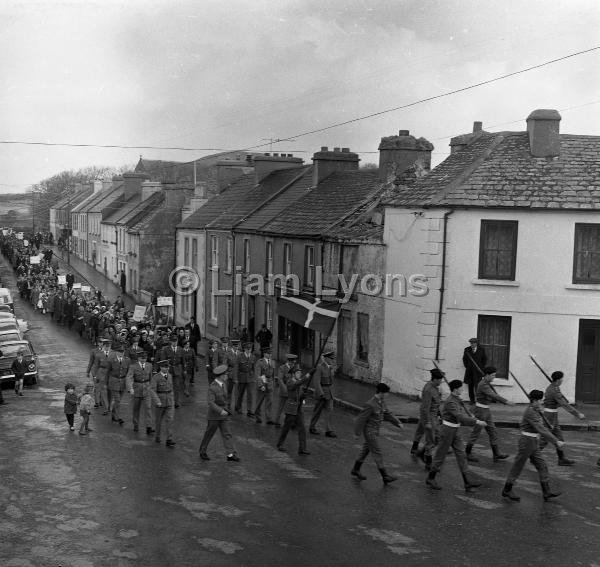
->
xmin=0 ymin=193 xmax=32 ymax=231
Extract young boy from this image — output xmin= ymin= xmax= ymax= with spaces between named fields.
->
xmin=64 ymin=383 xmax=78 ymax=431
xmin=78 ymin=384 xmax=95 ymax=435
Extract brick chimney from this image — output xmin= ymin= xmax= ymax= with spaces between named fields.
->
xmin=254 ymin=154 xmax=304 ymax=184
xmin=216 ymin=155 xmax=254 ymax=192
xmin=122 ymin=172 xmax=148 ymax=200
xmin=378 ymin=130 xmax=433 ymax=181
xmin=526 ymin=109 xmax=561 ymax=158
xmin=141 ymin=180 xmax=162 ymax=201
xmin=312 ymin=147 xmax=359 ymax=185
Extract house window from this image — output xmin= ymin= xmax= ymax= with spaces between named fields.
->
xmin=184 ymin=237 xmax=190 ymax=267
xmin=284 ymin=243 xmax=292 ymax=276
xmin=357 ymin=312 xmax=369 ymax=362
xmin=191 ymin=238 xmax=198 ymax=272
xmin=243 ymin=239 xmax=251 ymax=273
xmin=240 ymin=294 xmax=247 ymax=326
xmin=573 ymin=224 xmax=600 ymax=283
xmin=211 ymin=235 xmax=218 ymax=268
xmin=266 ymin=241 xmax=273 ymax=277
xmin=265 ymin=301 xmax=273 ymax=330
xmin=304 ymin=245 xmax=315 ymax=287
xmin=478 ymin=220 xmax=518 ymax=280
xmin=477 ymin=315 xmax=511 ymax=379
xmin=226 ymin=237 xmax=233 ymax=272
xmin=210 ymin=290 xmax=218 ymax=321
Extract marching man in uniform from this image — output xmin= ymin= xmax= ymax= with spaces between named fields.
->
xmin=199 ymin=365 xmax=240 ymax=462
xmin=465 ymin=366 xmax=512 ymax=463
xmin=107 ymin=344 xmax=130 ymax=425
xmin=309 ymin=350 xmax=337 ymax=438
xmin=351 ymin=383 xmax=403 ymax=485
xmin=276 ymin=367 xmax=312 ymax=455
xmin=126 ymin=350 xmax=155 ymax=435
xmin=274 ymin=354 xmax=297 ymax=428
xmin=502 ymin=389 xmax=563 ymax=502
xmin=539 ymin=371 xmax=585 ymax=466
xmin=150 ymin=359 xmax=176 ymax=447
xmin=426 ymin=380 xmax=487 ymax=492
xmin=254 ymin=347 xmax=276 ymax=424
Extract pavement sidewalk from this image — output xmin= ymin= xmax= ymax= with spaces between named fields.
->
xmin=49 ymin=246 xmax=137 ymax=311
xmin=331 ymin=375 xmax=600 ymax=432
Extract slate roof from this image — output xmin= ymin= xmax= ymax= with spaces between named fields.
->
xmin=177 ymin=167 xmax=311 ymax=231
xmin=386 ymin=131 xmax=600 ymax=209
xmin=260 ymin=170 xmax=382 ymax=237
xmin=51 ymin=187 xmax=93 ymax=211
xmin=87 ymin=182 xmax=124 ymax=213
xmin=103 ymin=195 xmax=142 ymax=224
xmin=324 ymin=196 xmax=385 ymax=244
xmin=125 ymin=192 xmax=166 ymax=232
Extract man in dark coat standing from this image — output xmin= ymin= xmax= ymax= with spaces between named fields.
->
xmin=463 ymin=338 xmax=487 ymax=404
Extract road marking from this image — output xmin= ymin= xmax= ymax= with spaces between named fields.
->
xmin=354 ymin=525 xmax=430 ymax=556
xmin=195 ymin=537 xmax=243 ymax=555
xmin=455 ymin=495 xmax=502 ymax=509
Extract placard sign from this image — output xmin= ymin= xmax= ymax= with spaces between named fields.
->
xmin=73 ymin=283 xmax=82 ymax=289
xmin=157 ymin=296 xmax=173 ymax=306
xmin=132 ymin=305 xmax=146 ymax=322
xmin=81 ymin=285 xmax=91 ymax=293
xmin=57 ymin=275 xmax=67 ymax=285
xmin=30 ymin=255 xmax=41 ymax=264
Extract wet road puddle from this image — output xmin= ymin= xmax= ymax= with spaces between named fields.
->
xmin=243 ymin=438 xmax=318 ymax=479
xmin=195 ymin=537 xmax=243 ymax=555
xmin=455 ymin=495 xmax=502 ymax=509
xmin=153 ymin=495 xmax=249 ymax=521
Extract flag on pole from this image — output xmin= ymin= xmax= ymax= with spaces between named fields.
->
xmin=277 ymin=293 xmax=341 ymax=335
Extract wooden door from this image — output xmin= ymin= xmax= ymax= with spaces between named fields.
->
xmin=576 ymin=319 xmax=600 ymax=402
xmin=337 ymin=310 xmax=354 ymax=376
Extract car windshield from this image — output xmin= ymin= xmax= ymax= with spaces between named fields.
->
xmin=0 ymin=344 xmax=32 ymax=357
xmin=0 ymin=313 xmax=15 ymax=319
xmin=0 ymin=333 xmax=21 ymax=342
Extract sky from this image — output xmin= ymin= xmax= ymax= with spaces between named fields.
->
xmin=1 ymin=0 xmax=599 ymax=192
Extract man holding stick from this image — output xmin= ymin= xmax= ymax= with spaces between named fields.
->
xmin=463 ymin=338 xmax=487 ymax=404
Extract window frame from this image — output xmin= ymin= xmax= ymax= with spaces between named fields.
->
xmin=304 ymin=245 xmax=315 ymax=288
xmin=210 ymin=235 xmax=219 ymax=269
xmin=478 ymin=220 xmax=518 ymax=281
xmin=283 ymin=242 xmax=292 ymax=276
xmin=573 ymin=223 xmax=600 ymax=284
xmin=226 ymin=237 xmax=233 ymax=273
xmin=477 ymin=314 xmax=512 ymax=380
xmin=243 ymin=239 xmax=251 ymax=274
xmin=356 ymin=312 xmax=369 ymax=362
xmin=265 ymin=240 xmax=274 ymax=278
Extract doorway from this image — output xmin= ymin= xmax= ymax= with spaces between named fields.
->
xmin=337 ymin=310 xmax=354 ymax=376
xmin=576 ymin=319 xmax=600 ymax=402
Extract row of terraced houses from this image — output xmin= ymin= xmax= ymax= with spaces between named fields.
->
xmin=50 ymin=109 xmax=600 ymax=404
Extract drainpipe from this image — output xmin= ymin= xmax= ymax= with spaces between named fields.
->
xmin=230 ymin=228 xmax=237 ymax=337
xmin=435 ymin=210 xmax=453 ymax=361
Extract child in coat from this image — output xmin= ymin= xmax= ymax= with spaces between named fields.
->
xmin=64 ymin=383 xmax=78 ymax=431
xmin=78 ymin=383 xmax=95 ymax=435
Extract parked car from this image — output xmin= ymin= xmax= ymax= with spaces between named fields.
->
xmin=0 ymin=340 xmax=38 ymax=385
xmin=0 ymin=316 xmax=28 ymax=334
xmin=0 ymin=329 xmax=23 ymax=343
xmin=0 ymin=288 xmax=14 ymax=312
xmin=0 ymin=304 xmax=12 ymax=313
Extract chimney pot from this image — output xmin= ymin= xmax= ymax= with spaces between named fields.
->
xmin=473 ymin=121 xmax=483 ymax=133
xmin=398 ymin=130 xmax=409 ymax=136
xmin=321 ymin=146 xmax=328 ymax=152
xmin=378 ymin=130 xmax=434 ymax=181
xmin=342 ymin=147 xmax=350 ymax=153
xmin=333 ymin=147 xmax=341 ymax=152
xmin=273 ymin=153 xmax=279 ymax=157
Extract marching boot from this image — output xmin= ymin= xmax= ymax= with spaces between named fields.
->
xmin=351 ymin=461 xmax=367 ymax=481
xmin=378 ymin=468 xmax=398 ymax=485
xmin=502 ymin=482 xmax=521 ymax=501
xmin=557 ymin=449 xmax=574 ymax=466
xmin=426 ymin=470 xmax=441 ymax=490
xmin=466 ymin=444 xmax=479 ymax=462
xmin=462 ymin=472 xmax=482 ymax=493
xmin=541 ymin=481 xmax=561 ymax=502
xmin=492 ymin=445 xmax=509 ymax=462
xmin=410 ymin=441 xmax=420 ymax=457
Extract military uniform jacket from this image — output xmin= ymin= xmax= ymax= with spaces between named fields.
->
xmin=11 ymin=358 xmax=29 ymax=379
xmin=440 ymin=394 xmax=477 ymax=427
xmin=543 ymin=383 xmax=580 ymax=417
xmin=313 ymin=361 xmax=334 ymax=399
xmin=108 ymin=355 xmax=131 ymax=392
xmin=419 ymin=381 xmax=441 ymax=425
xmin=150 ymin=371 xmax=174 ymax=408
xmin=354 ymin=395 xmax=400 ymax=435
xmin=126 ymin=361 xmax=153 ymax=398
xmin=224 ymin=348 xmax=239 ymax=379
xmin=207 ymin=348 xmax=226 ymax=372
xmin=282 ymin=373 xmax=311 ymax=416
xmin=237 ymin=352 xmax=256 ymax=384
xmin=521 ymin=405 xmax=559 ymax=445
xmin=255 ymin=358 xmax=275 ymax=391
xmin=475 ymin=379 xmax=508 ymax=405
xmin=207 ymin=379 xmax=229 ymax=420
xmin=159 ymin=345 xmax=184 ymax=377
xmin=93 ymin=350 xmax=113 ymax=384
xmin=86 ymin=347 xmax=103 ymax=375
xmin=276 ymin=363 xmax=295 ymax=397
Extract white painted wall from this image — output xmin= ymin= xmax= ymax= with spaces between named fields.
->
xmin=175 ymin=229 xmax=205 ymax=332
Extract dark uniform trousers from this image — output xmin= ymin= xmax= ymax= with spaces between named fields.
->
xmin=422 ymin=419 xmax=439 ymax=457
xmin=469 ymin=406 xmax=499 ymax=446
xmin=431 ymin=424 xmax=469 ymax=475
xmin=277 ymin=408 xmax=307 ymax=452
xmin=151 ymin=373 xmax=175 ymax=442
xmin=199 ymin=420 xmax=235 ymax=454
xmin=357 ymin=424 xmax=386 ymax=467
xmin=506 ymin=435 xmax=549 ymax=484
xmin=538 ymin=412 xmax=564 ymax=449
